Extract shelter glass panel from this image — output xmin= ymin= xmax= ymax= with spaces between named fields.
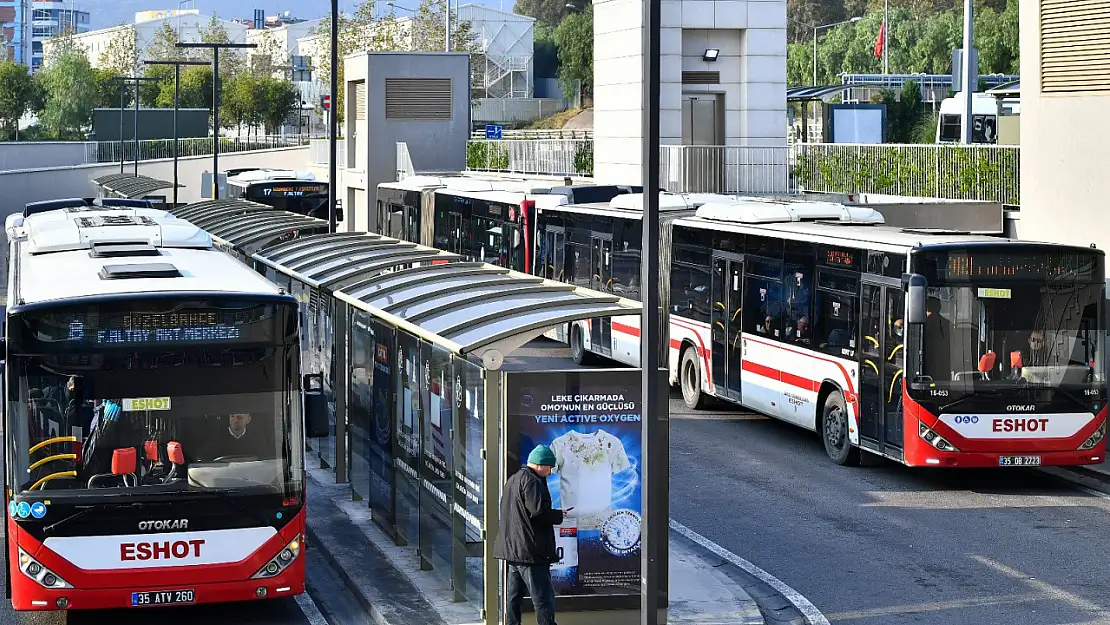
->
xmin=393 ymin=331 xmax=423 ymax=547
xmin=419 ymin=343 xmax=454 ymax=576
xmin=454 ymin=358 xmax=486 ymax=605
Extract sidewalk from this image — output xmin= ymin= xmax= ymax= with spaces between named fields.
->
xmin=303 ymin=458 xmax=765 ymax=625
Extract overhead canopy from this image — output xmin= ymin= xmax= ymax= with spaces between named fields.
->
xmin=986 ymin=80 xmax=1020 ymax=98
xmin=167 ymin=199 xmax=329 ymax=255
xmin=252 ymin=232 xmax=641 ymax=363
xmin=787 ymin=84 xmax=875 ymax=102
xmin=92 ymin=173 xmax=178 ymax=198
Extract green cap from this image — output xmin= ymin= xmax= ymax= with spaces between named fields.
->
xmin=527 ymin=444 xmax=556 ymax=467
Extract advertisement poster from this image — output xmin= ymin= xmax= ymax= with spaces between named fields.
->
xmin=505 ymin=370 xmax=642 ymax=598
xmin=369 ymin=331 xmax=395 ymax=526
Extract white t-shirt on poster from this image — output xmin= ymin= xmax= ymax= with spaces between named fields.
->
xmin=550 ymin=429 xmax=630 ymax=529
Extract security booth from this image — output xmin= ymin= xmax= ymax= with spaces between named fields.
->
xmin=237 ymin=226 xmax=659 ymax=624
xmin=167 ymin=199 xmax=331 ymax=259
xmin=91 ymin=173 xmax=179 ymax=205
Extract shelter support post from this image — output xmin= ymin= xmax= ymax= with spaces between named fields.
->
xmin=482 ymin=369 xmax=500 ymax=625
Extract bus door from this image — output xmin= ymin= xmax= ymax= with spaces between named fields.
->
xmin=445 ymin=211 xmax=464 ymax=255
xmin=711 ymin=253 xmax=744 ymax=401
xmin=859 ymin=278 xmax=905 ymax=454
xmin=541 ymin=226 xmax=565 ymax=279
xmin=388 ymin=203 xmax=405 ymax=240
xmin=590 ymin=236 xmax=614 ymax=357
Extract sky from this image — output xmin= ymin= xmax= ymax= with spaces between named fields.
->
xmin=80 ymin=0 xmax=506 ymax=29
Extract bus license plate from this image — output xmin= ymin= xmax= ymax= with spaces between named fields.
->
xmin=999 ymin=456 xmax=1041 ymax=467
xmin=131 ymin=589 xmax=195 ymax=607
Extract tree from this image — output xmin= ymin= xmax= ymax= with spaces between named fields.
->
xmin=533 ymin=22 xmax=559 ymax=78
xmin=36 ymin=40 xmax=98 ymax=139
xmin=98 ymin=25 xmax=138 ymax=76
xmin=140 ymin=63 xmax=174 ymax=107
xmin=411 ymin=0 xmax=485 ymax=100
xmin=259 ymin=76 xmax=301 ymax=134
xmin=0 ymin=60 xmax=35 ymax=140
xmin=155 ymin=65 xmax=214 ymax=110
xmin=200 ymin=13 xmax=245 ymax=77
xmin=513 ymin=0 xmax=569 ymax=27
xmin=92 ymin=67 xmax=126 ymax=109
xmin=147 ymin=22 xmax=190 ymax=62
xmin=553 ymin=7 xmax=592 ymax=101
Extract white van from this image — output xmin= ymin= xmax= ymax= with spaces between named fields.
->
xmin=935 ymin=92 xmax=1003 ymax=144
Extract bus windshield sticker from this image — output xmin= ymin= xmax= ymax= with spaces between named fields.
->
xmin=977 ymin=288 xmax=1012 ymax=299
xmin=123 ymin=397 xmax=173 ymax=411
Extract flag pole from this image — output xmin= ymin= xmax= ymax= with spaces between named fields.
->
xmin=882 ymin=0 xmax=889 ymax=74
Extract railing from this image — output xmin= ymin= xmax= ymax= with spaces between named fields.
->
xmin=468 ymin=128 xmax=593 ymax=140
xmin=466 ymin=139 xmax=593 ymax=177
xmin=309 ymin=138 xmax=346 ymax=166
xmin=791 ymin=142 xmax=1020 ymax=205
xmin=396 ymin=142 xmax=414 ymax=181
xmin=661 ymin=145 xmax=792 ymax=194
xmin=93 ymin=135 xmax=311 ymax=165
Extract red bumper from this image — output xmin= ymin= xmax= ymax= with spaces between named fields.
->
xmin=10 ymin=558 xmax=305 ymax=611
xmin=903 ymin=448 xmax=1104 ymax=468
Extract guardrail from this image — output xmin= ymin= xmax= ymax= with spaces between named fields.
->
xmin=791 ymin=142 xmax=1020 ymax=204
xmin=466 ymin=138 xmax=593 ymax=177
xmin=309 ymin=137 xmax=346 ymax=166
xmin=661 ymin=145 xmax=792 ymax=194
xmin=468 ymin=128 xmax=593 ymax=140
xmin=94 ymin=135 xmax=311 ymax=165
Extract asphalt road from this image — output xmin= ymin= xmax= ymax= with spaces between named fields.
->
xmin=670 ymin=392 xmax=1110 ymax=625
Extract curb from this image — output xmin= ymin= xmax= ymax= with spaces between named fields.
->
xmin=305 ymin=523 xmax=385 ymax=625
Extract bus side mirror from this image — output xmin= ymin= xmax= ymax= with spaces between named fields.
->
xmin=302 ymin=373 xmax=330 ymax=439
xmin=905 ymin=273 xmax=928 ymax=324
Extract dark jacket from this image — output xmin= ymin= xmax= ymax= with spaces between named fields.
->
xmin=493 ymin=466 xmax=564 ymax=565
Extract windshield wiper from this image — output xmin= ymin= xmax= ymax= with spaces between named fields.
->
xmin=43 ymin=501 xmax=145 ymax=536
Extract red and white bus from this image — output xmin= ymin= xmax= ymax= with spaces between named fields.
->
xmin=534 ymin=194 xmax=1107 ymax=468
xmin=3 ymin=200 xmax=330 ymax=610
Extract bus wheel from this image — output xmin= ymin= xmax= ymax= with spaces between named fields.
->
xmin=680 ymin=346 xmax=709 ymax=410
xmin=570 ymin=325 xmax=595 ymax=366
xmin=821 ymin=390 xmax=859 ymax=466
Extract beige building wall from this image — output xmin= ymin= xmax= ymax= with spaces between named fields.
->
xmin=1018 ymin=0 xmax=1110 ymax=254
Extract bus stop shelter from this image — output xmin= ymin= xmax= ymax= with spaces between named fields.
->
xmin=168 ymin=199 xmax=331 ymax=257
xmin=194 ymin=215 xmax=653 ymax=624
xmin=91 ymin=173 xmax=179 ymax=203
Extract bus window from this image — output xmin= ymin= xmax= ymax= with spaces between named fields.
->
xmin=938 ymin=115 xmax=961 ymax=142
xmin=744 ymin=275 xmax=783 ymax=340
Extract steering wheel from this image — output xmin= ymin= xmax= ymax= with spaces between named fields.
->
xmin=213 ymin=455 xmax=260 ymax=463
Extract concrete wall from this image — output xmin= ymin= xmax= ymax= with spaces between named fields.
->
xmin=592 ymin=0 xmax=788 ymax=184
xmin=0 ymin=142 xmax=93 ymax=170
xmin=344 ymin=52 xmax=471 ymax=232
xmin=0 ymin=146 xmax=310 ymax=222
xmin=1017 ymin=0 xmax=1110 ymax=253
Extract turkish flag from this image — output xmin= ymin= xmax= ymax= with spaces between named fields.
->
xmin=874 ymin=21 xmax=885 ymax=59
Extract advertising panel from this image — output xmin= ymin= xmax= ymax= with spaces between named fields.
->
xmin=369 ymin=320 xmax=396 ymax=528
xmin=504 ymin=369 xmax=642 ymax=600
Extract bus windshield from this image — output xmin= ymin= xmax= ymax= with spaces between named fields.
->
xmin=6 ymin=302 xmax=302 ymax=500
xmin=912 ymin=248 xmax=1105 ymax=396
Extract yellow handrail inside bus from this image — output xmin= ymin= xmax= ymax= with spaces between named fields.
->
xmin=732 ymin=308 xmax=742 ymax=321
xmin=29 ymin=436 xmax=77 ymax=455
xmin=715 ymin=301 xmax=725 ymax=310
xmin=888 ymin=344 xmax=904 ymax=361
xmin=733 ymin=332 xmax=743 ymax=349
xmin=714 ymin=321 xmax=725 ymax=331
xmin=889 ymin=369 xmax=904 ymax=403
xmin=28 ymin=454 xmax=77 ymax=472
xmin=31 ymin=471 xmax=77 ymax=491
xmin=864 ymin=336 xmax=879 ymax=348
xmin=863 ymin=359 xmax=879 ymax=375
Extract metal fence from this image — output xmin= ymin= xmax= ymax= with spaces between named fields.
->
xmin=309 ymin=138 xmax=346 ymax=166
xmin=790 ymin=143 xmax=1020 ymax=204
xmin=461 ymin=138 xmax=1020 ymax=203
xmin=93 ymin=135 xmax=311 ymax=165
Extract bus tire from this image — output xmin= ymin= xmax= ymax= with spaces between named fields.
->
xmin=570 ymin=324 xmax=595 ymax=366
xmin=680 ymin=346 xmax=709 ymax=410
xmin=821 ymin=390 xmax=859 ymax=466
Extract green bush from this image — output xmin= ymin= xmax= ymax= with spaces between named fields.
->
xmin=573 ymin=141 xmax=593 ymax=176
xmin=791 ymin=145 xmax=1020 ymax=205
xmin=466 ymin=141 xmax=509 ymax=170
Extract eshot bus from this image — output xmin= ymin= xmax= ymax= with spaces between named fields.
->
xmin=535 ymin=194 xmax=1107 ymax=468
xmin=3 ymin=201 xmax=330 ymax=611
xmin=226 ymin=169 xmax=332 ymax=220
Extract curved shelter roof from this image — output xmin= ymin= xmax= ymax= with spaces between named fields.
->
xmin=92 ymin=173 xmax=178 ymax=198
xmin=168 ymin=199 xmax=330 ymax=255
xmin=251 ymin=231 xmax=641 ymax=367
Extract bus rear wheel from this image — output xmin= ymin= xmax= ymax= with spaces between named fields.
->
xmin=821 ymin=390 xmax=859 ymax=466
xmin=680 ymin=346 xmax=709 ymax=410
xmin=570 ymin=324 xmax=595 ymax=366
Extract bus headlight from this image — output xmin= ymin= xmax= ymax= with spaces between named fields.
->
xmin=17 ymin=549 xmax=72 ymax=589
xmin=919 ymin=422 xmax=960 ymax=452
xmin=1079 ymin=421 xmax=1106 ymax=450
xmin=250 ymin=535 xmax=301 ymax=579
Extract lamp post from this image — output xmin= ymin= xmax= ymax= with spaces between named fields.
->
xmin=109 ymin=76 xmax=161 ymax=177
xmin=330 ymin=0 xmax=338 ymax=232
xmin=809 ymin=17 xmax=861 ymax=86
xmin=145 ymin=59 xmax=209 ymax=207
xmin=175 ymin=41 xmax=257 ymax=200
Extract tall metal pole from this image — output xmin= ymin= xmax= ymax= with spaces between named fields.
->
xmin=329 ymin=0 xmax=339 ymax=233
xmin=212 ymin=46 xmax=220 ymax=198
xmin=118 ymin=83 xmax=125 ymax=173
xmin=812 ymin=28 xmax=817 ymax=86
xmin=882 ymin=0 xmax=889 ymax=74
xmin=173 ymin=64 xmax=180 ymax=206
xmin=640 ymin=0 xmax=665 ymax=619
xmin=445 ymin=0 xmax=451 ymax=51
xmin=959 ymin=0 xmax=974 ymax=144
xmin=133 ymin=80 xmax=140 ymax=176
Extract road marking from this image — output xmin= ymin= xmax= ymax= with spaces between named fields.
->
xmin=669 ymin=519 xmax=830 ymax=625
xmin=822 ymin=593 xmax=1042 ymax=621
xmin=295 ymin=590 xmax=330 ymax=625
xmin=971 ymin=555 xmax=1104 ymax=612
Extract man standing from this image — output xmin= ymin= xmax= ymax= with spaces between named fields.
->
xmin=493 ymin=444 xmax=570 ymax=625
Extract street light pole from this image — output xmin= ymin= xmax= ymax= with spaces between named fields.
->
xmin=118 ymin=82 xmax=125 ymax=172
xmin=145 ymin=59 xmax=208 ymax=207
xmin=329 ymin=0 xmax=338 ymax=233
xmin=176 ymin=41 xmax=257 ymax=200
xmin=810 ymin=17 xmax=862 ymax=86
xmin=110 ymin=76 xmax=161 ymax=177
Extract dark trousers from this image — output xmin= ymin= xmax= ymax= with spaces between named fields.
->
xmin=506 ymin=563 xmax=557 ymax=625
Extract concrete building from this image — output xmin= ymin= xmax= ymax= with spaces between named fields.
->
xmin=1017 ymin=0 xmax=1110 ymax=257
xmin=0 ymin=0 xmax=31 ymax=64
xmin=341 ymin=52 xmax=472 ymax=232
xmin=46 ymin=12 xmax=247 ymax=69
xmin=592 ymin=0 xmax=788 ymax=184
xmin=30 ymin=1 xmax=91 ymax=70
